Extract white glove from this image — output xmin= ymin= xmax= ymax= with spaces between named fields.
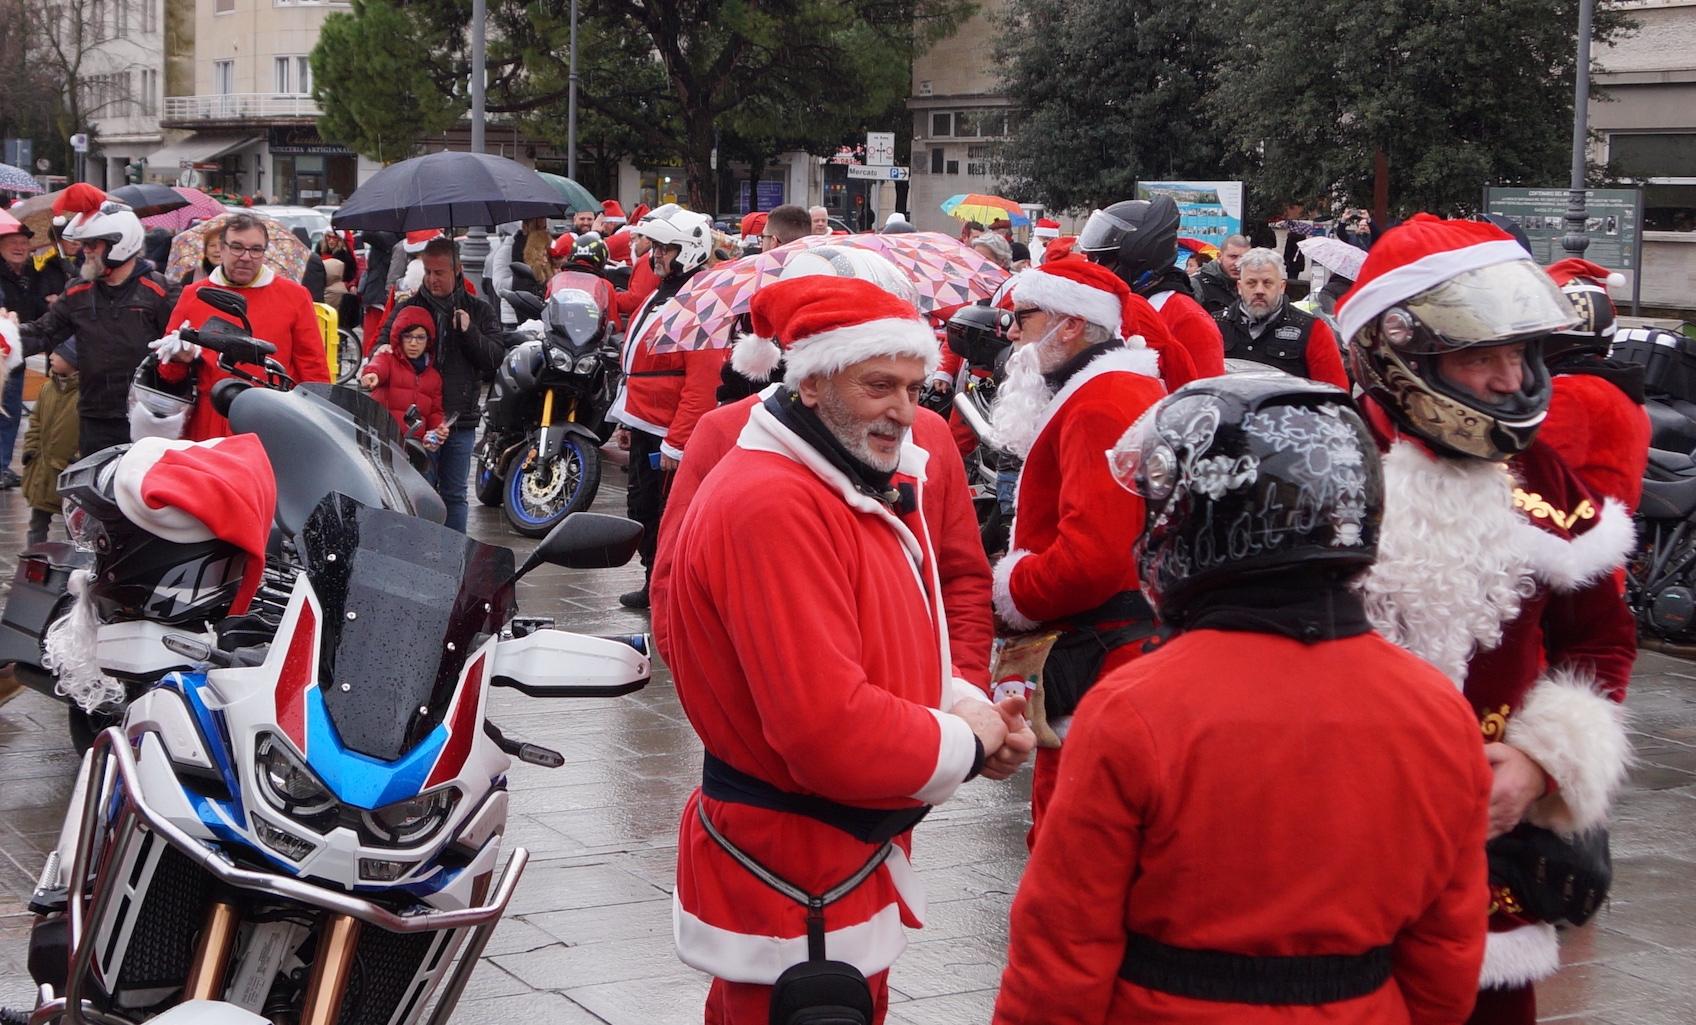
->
xmin=517 ymin=319 xmax=545 ymax=337
xmin=0 ymin=317 xmax=21 ymax=370
xmin=149 ymin=320 xmax=201 ymax=362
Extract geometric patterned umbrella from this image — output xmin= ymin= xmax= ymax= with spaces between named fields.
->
xmin=0 ymin=162 xmax=44 ymax=196
xmin=639 ymin=230 xmax=1010 ymax=355
xmin=142 ymin=187 xmax=231 ymax=233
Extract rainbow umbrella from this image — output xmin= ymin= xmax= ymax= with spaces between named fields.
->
xmin=940 ymin=193 xmax=1030 ymax=227
xmin=1177 ymin=237 xmax=1220 ymax=259
xmin=633 ymin=231 xmax=1009 ymax=355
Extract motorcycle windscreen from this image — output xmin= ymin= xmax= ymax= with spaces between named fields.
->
xmin=299 ymin=494 xmax=515 ymax=761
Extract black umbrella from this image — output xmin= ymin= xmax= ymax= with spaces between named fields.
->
xmin=109 ymin=183 xmax=191 ymax=219
xmin=330 ymin=151 xmax=566 ymax=232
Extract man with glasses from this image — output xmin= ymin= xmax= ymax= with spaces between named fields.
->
xmin=151 ymin=212 xmax=330 ymax=440
xmin=986 ymin=259 xmax=1165 ymax=846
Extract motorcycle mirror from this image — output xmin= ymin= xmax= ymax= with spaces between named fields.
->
xmin=199 ymin=288 xmax=253 ymax=333
xmin=405 ymin=403 xmax=422 ymax=428
xmin=510 ymin=512 xmax=643 ymax=583
xmin=211 ymin=377 xmax=252 ymax=417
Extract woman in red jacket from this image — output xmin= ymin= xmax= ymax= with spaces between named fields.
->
xmin=996 ymin=374 xmax=1492 ymax=1025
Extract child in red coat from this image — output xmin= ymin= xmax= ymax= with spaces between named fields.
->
xmin=360 ymin=305 xmax=445 ymax=440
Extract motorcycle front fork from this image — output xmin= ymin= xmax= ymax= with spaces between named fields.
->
xmin=180 ymin=902 xmax=360 ymax=1025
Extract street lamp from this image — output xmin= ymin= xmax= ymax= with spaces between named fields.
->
xmin=1560 ymin=0 xmax=1595 ymax=258
xmin=568 ymin=0 xmax=578 ymax=182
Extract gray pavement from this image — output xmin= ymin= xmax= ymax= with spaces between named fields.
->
xmin=1 ymin=469 xmax=1695 ymax=1023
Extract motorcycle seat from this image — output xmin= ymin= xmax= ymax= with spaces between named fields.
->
xmin=1640 ymin=475 xmax=1696 ymax=521
xmin=1647 ymin=447 xmax=1696 ymax=478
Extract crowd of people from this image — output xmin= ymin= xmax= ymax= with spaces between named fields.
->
xmin=0 ymin=175 xmax=1653 ymax=1025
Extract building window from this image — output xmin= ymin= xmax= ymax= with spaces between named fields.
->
xmin=215 ymin=0 xmax=235 ymax=13
xmin=930 ymin=148 xmax=944 ymax=175
xmin=215 ymin=59 xmax=235 ymax=95
xmin=931 ymin=112 xmax=952 ymax=138
xmin=142 ymin=0 xmax=156 ymax=32
xmin=116 ymin=0 xmax=128 ymax=37
xmin=274 ymin=56 xmax=291 ymax=94
xmin=966 ymin=162 xmax=989 ymax=177
xmin=297 ymin=56 xmax=312 ymax=94
xmin=91 ymin=0 xmax=106 ymax=40
xmin=945 ymin=159 xmax=960 ymax=176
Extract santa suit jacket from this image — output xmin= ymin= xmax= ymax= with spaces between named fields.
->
xmin=161 ymin=267 xmax=331 ymax=439
xmin=1540 ymin=373 xmax=1649 ymax=511
xmin=1144 ymin=286 xmax=1226 ymax=379
xmin=992 ymin=345 xmax=1165 ymax=656
xmin=607 ymin=269 xmax=729 ymax=457
xmin=650 ymin=388 xmax=994 ymax=687
xmin=1361 ymin=406 xmax=1636 ymax=992
xmin=658 ymin=400 xmax=985 ymax=984
xmin=994 ymin=628 xmax=1492 ymax=1025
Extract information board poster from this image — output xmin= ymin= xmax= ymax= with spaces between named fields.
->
xmin=1136 ymin=180 xmax=1244 ymax=265
xmin=1482 ymin=187 xmax=1641 ymax=269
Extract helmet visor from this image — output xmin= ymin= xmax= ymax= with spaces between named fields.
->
xmin=1393 ymin=260 xmax=1577 ymax=354
xmin=1077 ymin=208 xmax=1137 ymax=254
xmin=1105 ymin=409 xmax=1175 ymax=501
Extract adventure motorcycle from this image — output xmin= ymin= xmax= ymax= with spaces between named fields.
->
xmin=477 ymin=285 xmax=620 ymax=537
xmin=1613 ymin=325 xmax=1696 ymax=453
xmin=11 ymin=492 xmax=650 ymax=1025
xmin=0 ymin=288 xmax=443 ymax=752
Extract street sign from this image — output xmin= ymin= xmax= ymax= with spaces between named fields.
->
xmin=69 ymin=133 xmax=88 ymax=153
xmin=1483 ymin=186 xmax=1644 ymax=313
xmin=865 ymin=131 xmax=895 ymax=167
xmin=847 ymin=164 xmax=909 ymax=181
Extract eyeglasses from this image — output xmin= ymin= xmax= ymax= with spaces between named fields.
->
xmin=1009 ymin=307 xmax=1044 ymax=330
xmin=225 ymin=242 xmax=268 ymax=258
xmin=400 ymin=330 xmax=429 ymax=342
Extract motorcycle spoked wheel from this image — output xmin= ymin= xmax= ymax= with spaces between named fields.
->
xmin=502 ymin=433 xmax=602 ymax=537
xmin=335 ymin=328 xmax=364 ymax=385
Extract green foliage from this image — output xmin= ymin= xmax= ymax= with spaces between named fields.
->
xmin=311 ymin=0 xmax=465 ymax=163
xmin=995 ymin=0 xmax=1634 ymax=218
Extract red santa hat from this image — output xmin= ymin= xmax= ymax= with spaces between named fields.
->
xmin=731 ymin=276 xmax=939 ymax=383
xmin=628 ymin=203 xmax=652 ymax=226
xmin=601 ymin=199 xmax=627 ymax=225
xmin=403 ymin=228 xmax=444 ymax=254
xmin=1545 ymin=258 xmax=1624 ymax=343
xmin=548 ymin=233 xmax=574 ymax=260
xmin=1009 ymin=260 xmax=1132 ymax=337
xmin=739 ymin=211 xmax=768 ymax=238
xmin=111 ymin=435 xmax=278 ymax=614
xmin=1335 ymin=213 xmax=1534 ymax=344
xmin=53 ymin=182 xmax=114 ymax=234
xmin=1546 ymin=257 xmax=1626 ymax=293
xmin=1033 ymin=217 xmax=1061 ymax=239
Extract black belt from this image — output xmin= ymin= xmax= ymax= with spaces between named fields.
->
xmin=627 ymin=368 xmax=686 ymax=377
xmin=1118 ymin=932 xmax=1393 ymax=1006
xmin=702 ymin=752 xmax=930 ymax=845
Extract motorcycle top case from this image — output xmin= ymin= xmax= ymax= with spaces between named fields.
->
xmin=1615 ymin=329 xmax=1696 ymax=404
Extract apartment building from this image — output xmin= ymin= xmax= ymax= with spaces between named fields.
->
xmin=905 ymin=0 xmax=1014 ymax=234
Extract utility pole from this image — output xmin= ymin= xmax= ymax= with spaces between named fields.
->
xmin=464 ymin=0 xmax=490 ymax=277
xmin=568 ymin=0 xmax=579 ymax=183
xmin=1560 ymin=0 xmax=1595 ymax=258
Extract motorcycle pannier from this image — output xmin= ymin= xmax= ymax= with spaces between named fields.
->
xmin=1614 ymin=329 xmax=1696 ymax=403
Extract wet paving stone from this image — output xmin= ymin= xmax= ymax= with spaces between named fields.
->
xmin=0 ymin=476 xmax=1693 ymax=1022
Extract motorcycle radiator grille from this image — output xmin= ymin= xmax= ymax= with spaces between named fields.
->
xmin=116 ymin=839 xmax=213 ymax=991
xmin=338 ymin=926 xmax=435 ymax=1025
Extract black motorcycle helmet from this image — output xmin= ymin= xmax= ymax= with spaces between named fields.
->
xmin=1108 ymin=373 xmax=1383 ymax=625
xmin=57 ymin=446 xmax=248 ymax=626
xmin=946 ymin=303 xmax=1006 ymax=369
xmin=499 ymin=337 xmax=547 ymax=394
xmin=1078 ymin=197 xmax=1181 ymax=287
xmin=1544 ymin=260 xmax=1620 ymax=364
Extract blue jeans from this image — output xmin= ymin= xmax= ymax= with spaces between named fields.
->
xmin=0 ymin=369 xmax=24 ymax=472
xmin=431 ymin=424 xmax=476 ymax=532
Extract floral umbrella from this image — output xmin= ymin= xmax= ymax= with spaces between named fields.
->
xmin=142 ymin=187 xmax=233 ymax=233
xmin=166 ymin=212 xmax=310 ymax=284
xmin=635 ymin=231 xmax=1009 ymax=355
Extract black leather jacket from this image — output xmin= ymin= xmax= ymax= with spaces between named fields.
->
xmin=19 ymin=267 xmax=179 ymax=419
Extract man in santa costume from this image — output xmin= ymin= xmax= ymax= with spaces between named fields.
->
xmin=995 ymin=374 xmax=1492 ymax=1025
xmin=650 ymin=256 xmax=994 ymax=691
xmin=658 ymin=276 xmax=1033 ymax=1024
xmin=987 ymin=259 xmax=1166 ymax=841
xmin=1340 ymin=215 xmax=1637 ymax=1025
xmin=150 ymin=211 xmax=330 ymax=441
xmin=1538 ymin=258 xmax=1648 ymax=511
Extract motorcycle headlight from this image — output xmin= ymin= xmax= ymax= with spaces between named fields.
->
xmin=361 ymin=787 xmax=460 ymax=848
xmin=574 ymin=355 xmax=600 ymax=374
xmin=255 ymin=733 xmax=338 ymax=827
xmin=547 ymin=346 xmax=573 ymax=370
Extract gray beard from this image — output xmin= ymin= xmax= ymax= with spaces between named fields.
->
xmin=815 ymin=386 xmax=904 ymax=473
xmin=79 ymin=253 xmax=105 ymax=282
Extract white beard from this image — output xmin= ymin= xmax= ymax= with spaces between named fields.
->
xmin=989 ymin=340 xmax=1058 ymax=459
xmin=1355 ymin=441 xmax=1537 ymax=686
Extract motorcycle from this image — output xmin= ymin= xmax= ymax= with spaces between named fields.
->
xmin=1613 ymin=325 xmax=1696 ymax=452
xmin=476 ymin=285 xmax=620 ymax=537
xmin=940 ymin=305 xmax=1016 ymax=557
xmin=0 ymin=288 xmax=444 ymax=752
xmin=12 ymin=486 xmax=651 ymax=1025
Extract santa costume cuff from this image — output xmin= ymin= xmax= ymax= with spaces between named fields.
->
xmin=912 ymin=709 xmax=979 ymax=805
xmin=992 ymin=549 xmax=1041 ymax=632
xmin=1516 ymin=498 xmax=1636 ymax=593
xmin=1504 ymin=666 xmax=1632 ymax=835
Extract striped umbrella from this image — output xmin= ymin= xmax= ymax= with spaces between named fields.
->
xmin=0 ymin=162 xmax=44 ymax=196
xmin=940 ymin=193 xmax=1029 ymax=227
xmin=633 ymin=231 xmax=1008 ymax=355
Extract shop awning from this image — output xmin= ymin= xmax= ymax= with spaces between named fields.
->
xmin=144 ymin=133 xmax=260 ymax=172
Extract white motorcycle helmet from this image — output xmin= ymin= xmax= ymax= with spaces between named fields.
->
xmin=65 ymin=200 xmax=146 ymax=266
xmin=630 ymin=209 xmax=712 ymax=275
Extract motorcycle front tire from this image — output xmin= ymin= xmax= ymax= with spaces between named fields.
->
xmin=501 ymin=432 xmax=602 ymax=537
xmin=476 ymin=458 xmax=506 ymax=506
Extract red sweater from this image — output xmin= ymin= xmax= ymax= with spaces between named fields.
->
xmin=163 ymin=271 xmax=330 ymax=439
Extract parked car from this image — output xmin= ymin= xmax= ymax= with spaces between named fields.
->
xmin=251 ymin=205 xmax=333 ymax=247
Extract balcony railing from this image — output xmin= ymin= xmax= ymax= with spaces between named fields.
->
xmin=162 ymin=93 xmax=321 ymax=122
